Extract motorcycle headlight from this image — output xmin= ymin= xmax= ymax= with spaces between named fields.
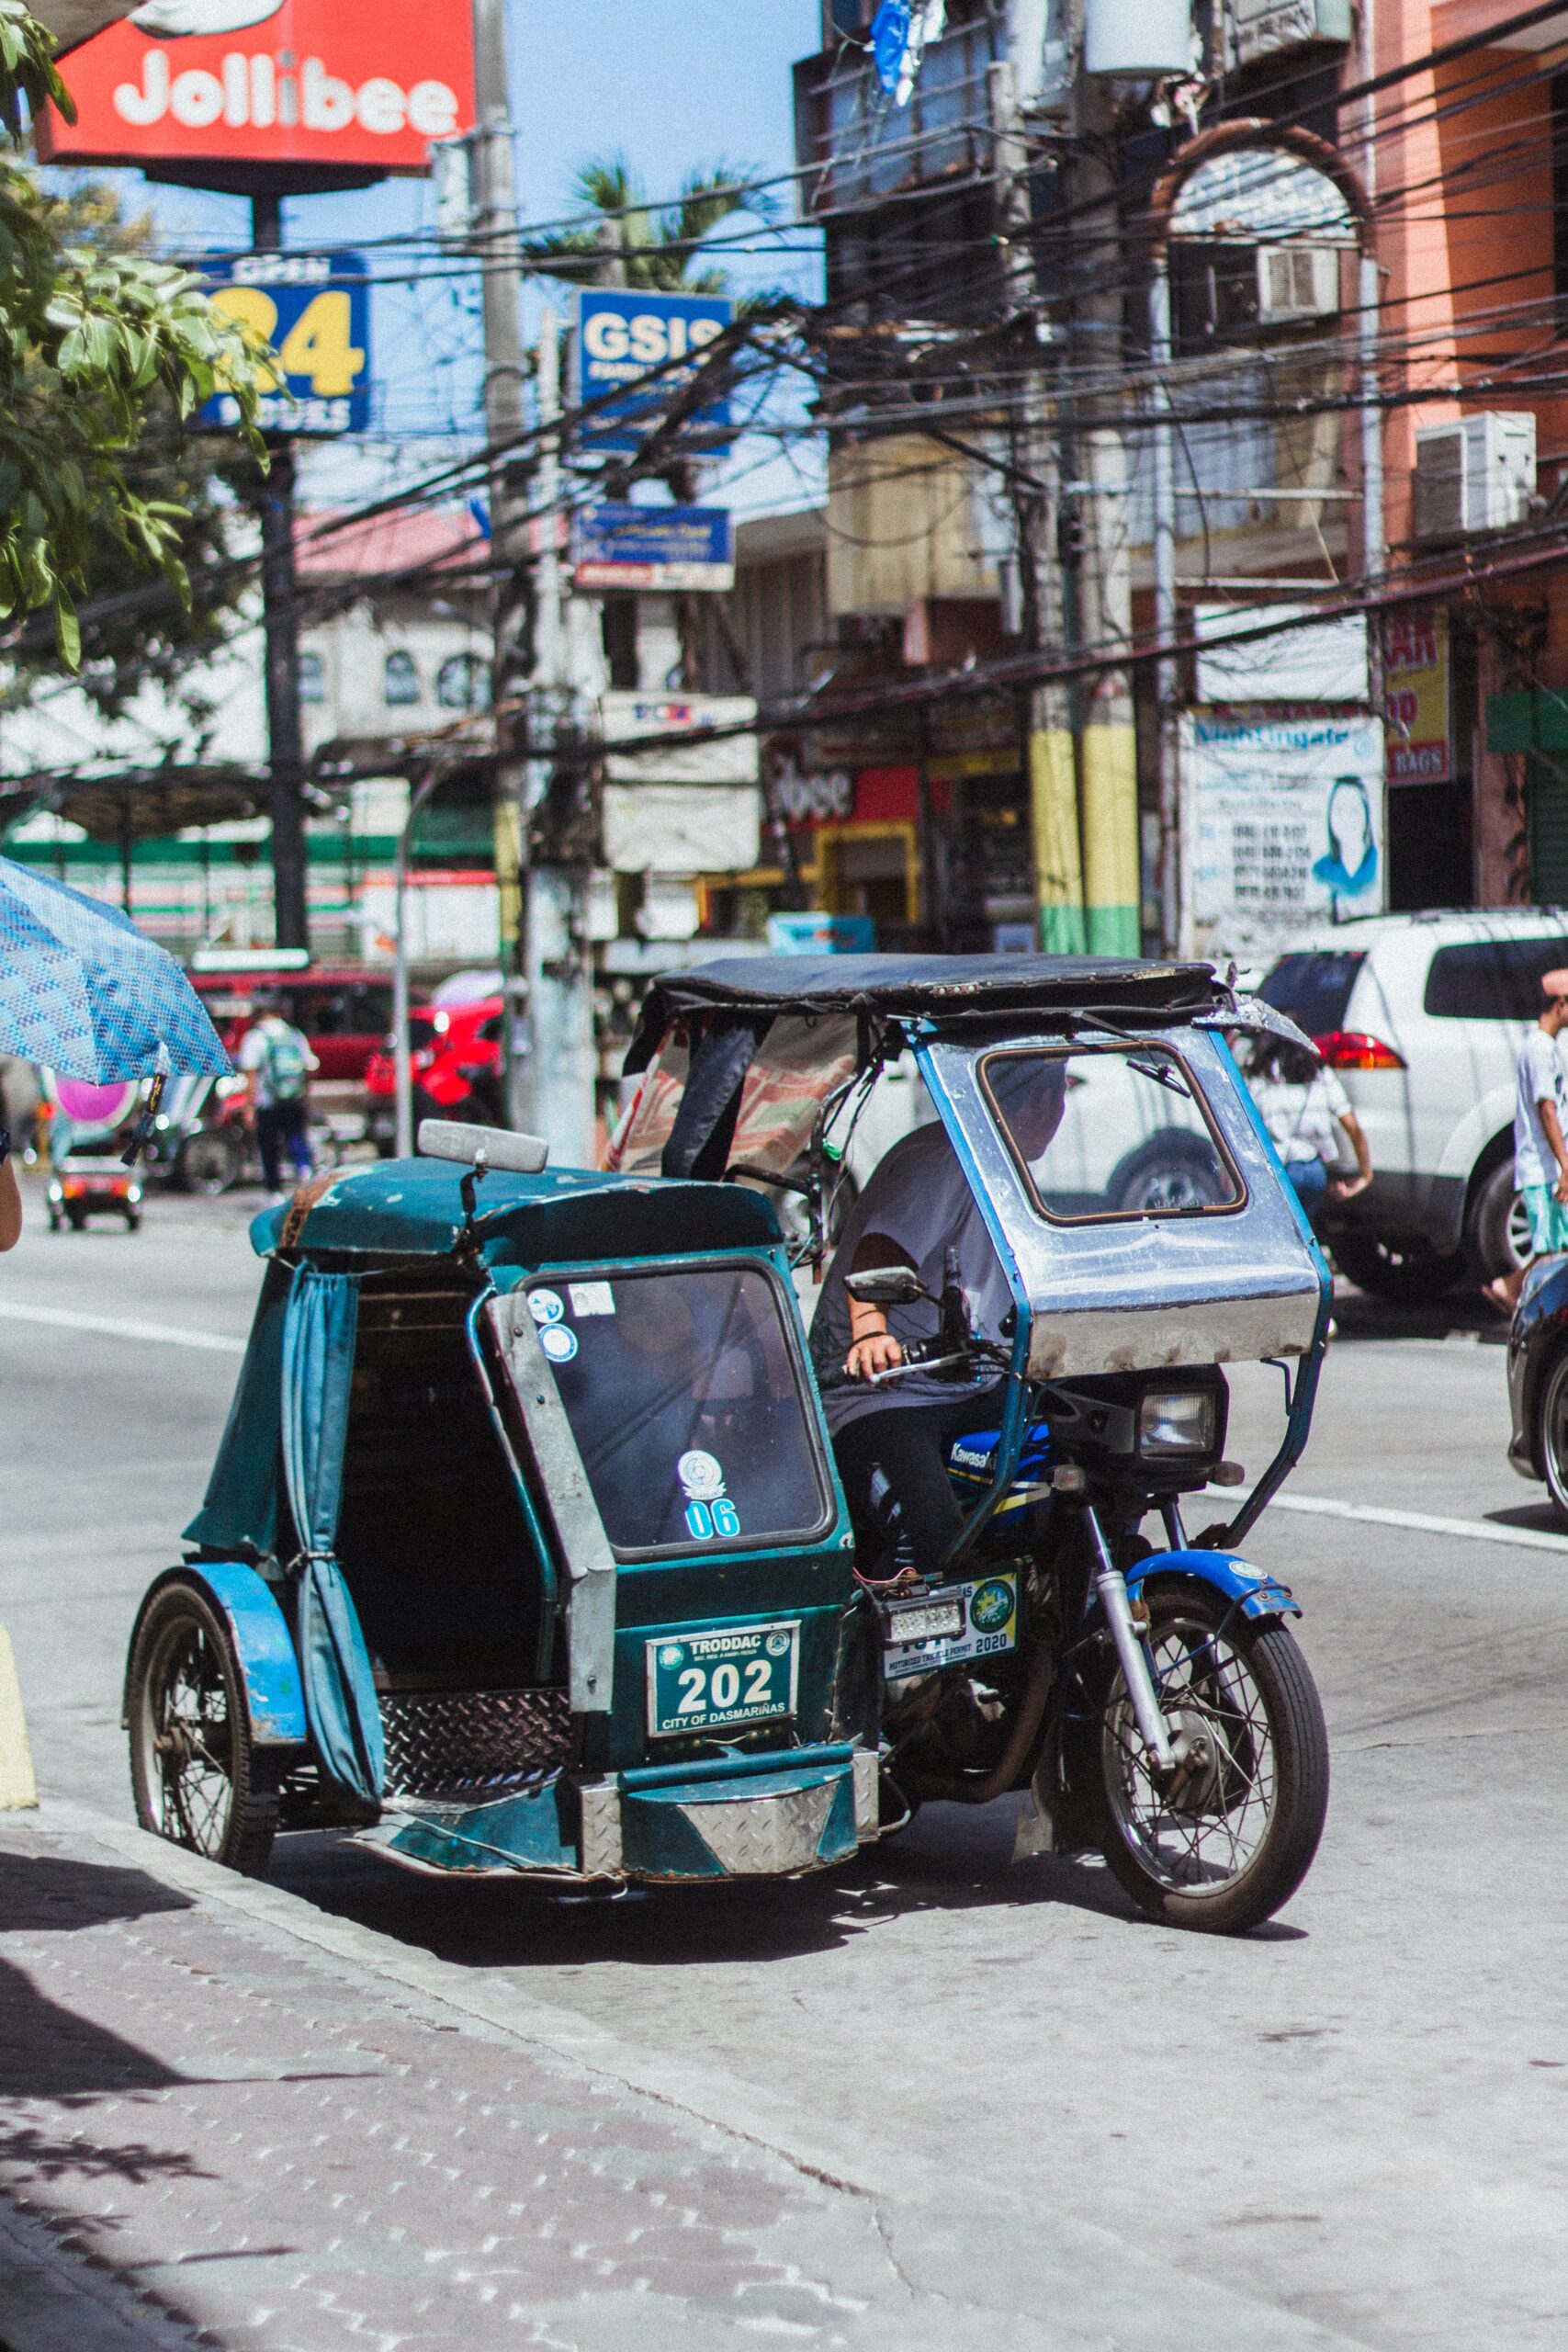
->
xmin=1138 ymin=1388 xmax=1217 ymax=1457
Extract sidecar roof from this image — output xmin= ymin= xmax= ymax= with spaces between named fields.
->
xmin=248 ymin=1158 xmax=782 ymax=1265
xmin=627 ymin=954 xmax=1225 ymax=1063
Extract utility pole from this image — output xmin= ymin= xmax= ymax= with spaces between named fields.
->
xmin=252 ymin=190 xmax=309 ymax=954
xmin=470 ymin=0 xmax=535 ymax=1129
xmin=992 ymin=47 xmax=1085 ymax=954
xmin=1068 ymin=67 xmax=1141 ymax=956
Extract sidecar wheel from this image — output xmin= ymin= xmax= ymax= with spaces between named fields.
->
xmin=1091 ymin=1582 xmax=1327 ymax=1935
xmin=127 ymin=1582 xmax=278 ymax=1877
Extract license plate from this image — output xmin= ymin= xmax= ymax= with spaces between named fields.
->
xmin=646 ymin=1622 xmax=800 ymax=1739
xmin=881 ymin=1572 xmax=1020 ymax=1683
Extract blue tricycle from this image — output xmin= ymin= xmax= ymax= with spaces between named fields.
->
xmin=125 ymin=954 xmax=1331 ymax=1932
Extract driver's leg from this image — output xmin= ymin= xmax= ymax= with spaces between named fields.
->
xmin=834 ymin=1395 xmax=998 ymax=1583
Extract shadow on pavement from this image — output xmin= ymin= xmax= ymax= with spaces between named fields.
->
xmin=264 ymin=1789 xmax=1310 ymax=1976
xmin=1328 ymin=1280 xmax=1509 ymax=1347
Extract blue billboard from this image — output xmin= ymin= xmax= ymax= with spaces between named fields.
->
xmin=575 ymin=288 xmax=733 ymax=453
xmin=574 ymin=504 xmax=734 ymax=592
xmin=198 ymin=249 xmax=370 ymax=438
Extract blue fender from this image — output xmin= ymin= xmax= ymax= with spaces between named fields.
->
xmin=126 ymin=1562 xmax=309 ymax=1748
xmin=1125 ymin=1548 xmax=1301 ymax=1624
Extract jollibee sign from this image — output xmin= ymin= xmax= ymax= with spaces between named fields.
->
xmin=37 ymin=0 xmax=475 ymax=175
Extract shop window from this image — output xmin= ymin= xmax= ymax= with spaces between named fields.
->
xmin=298 ymin=650 xmax=327 ymax=706
xmin=436 ymin=652 xmax=491 ymax=711
xmin=383 ymin=650 xmax=421 ymax=707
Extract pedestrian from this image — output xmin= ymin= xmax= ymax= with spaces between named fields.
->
xmin=1485 ymin=967 xmax=1568 ymax=1314
xmin=238 ymin=992 xmax=318 ymax=1200
xmin=0 ymin=1115 xmax=21 ymax=1250
xmin=1245 ymin=1034 xmax=1373 ymax=1231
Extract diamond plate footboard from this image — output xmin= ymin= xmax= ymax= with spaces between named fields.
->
xmin=378 ymin=1688 xmax=571 ymax=1799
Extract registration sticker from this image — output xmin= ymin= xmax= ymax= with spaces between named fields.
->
xmin=646 ymin=1620 xmax=800 ymax=1737
xmin=881 ymin=1571 xmax=1020 ymax=1682
xmin=569 ymin=1280 xmax=615 ymax=1317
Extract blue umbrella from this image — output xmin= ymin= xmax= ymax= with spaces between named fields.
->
xmin=0 ymin=858 xmax=230 ymax=1158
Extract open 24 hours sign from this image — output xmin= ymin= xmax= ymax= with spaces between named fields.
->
xmin=199 ymin=251 xmax=370 ymax=437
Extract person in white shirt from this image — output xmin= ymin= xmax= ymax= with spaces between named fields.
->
xmin=1245 ymin=1035 xmax=1372 ymax=1230
xmin=1485 ymin=967 xmax=1568 ymax=1313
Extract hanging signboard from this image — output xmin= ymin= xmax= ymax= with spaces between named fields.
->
xmin=198 ymin=250 xmax=369 ymax=435
xmin=573 ymin=504 xmax=734 ymax=593
xmin=1182 ymin=710 xmax=1384 ymax=953
xmin=574 ymin=290 xmax=733 ymax=454
xmin=1383 ymin=605 xmax=1451 ymax=784
xmin=36 ymin=0 xmax=475 ymax=180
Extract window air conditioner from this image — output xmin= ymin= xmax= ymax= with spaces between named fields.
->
xmin=1414 ymin=413 xmax=1537 ymax=542
xmin=1256 ymin=244 xmax=1340 ymax=322
xmin=1225 ymin=0 xmax=1352 ymax=69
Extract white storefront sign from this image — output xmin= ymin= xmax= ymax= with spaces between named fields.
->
xmin=1195 ymin=606 xmax=1370 ymax=705
xmin=1183 ymin=710 xmax=1384 ymax=953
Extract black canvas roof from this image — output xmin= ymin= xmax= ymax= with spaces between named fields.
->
xmin=627 ymin=954 xmax=1226 ymax=1063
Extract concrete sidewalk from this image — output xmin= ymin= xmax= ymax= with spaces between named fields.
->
xmin=0 ymin=1804 xmax=1373 ymax=2352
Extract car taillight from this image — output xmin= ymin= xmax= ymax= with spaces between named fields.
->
xmin=1314 ymin=1029 xmax=1406 ymax=1071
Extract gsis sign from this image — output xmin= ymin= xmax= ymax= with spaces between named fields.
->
xmin=38 ymin=0 xmax=475 ymax=176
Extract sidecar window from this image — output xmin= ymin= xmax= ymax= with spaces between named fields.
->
xmin=521 ymin=1263 xmax=834 ymax=1557
xmin=981 ymin=1046 xmax=1245 ymax=1223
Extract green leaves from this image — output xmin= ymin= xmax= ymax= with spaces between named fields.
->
xmin=522 ymin=151 xmax=775 ymax=294
xmin=0 ymin=13 xmax=273 ymax=665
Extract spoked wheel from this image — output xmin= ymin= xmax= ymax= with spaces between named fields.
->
xmin=127 ymin=1582 xmax=277 ymax=1876
xmin=1093 ymin=1580 xmax=1328 ymax=1935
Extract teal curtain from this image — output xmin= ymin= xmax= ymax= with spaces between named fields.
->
xmin=184 ymin=1259 xmax=292 ymax=1557
xmin=282 ymin=1267 xmax=385 ymax=1808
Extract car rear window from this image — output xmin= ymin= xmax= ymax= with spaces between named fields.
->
xmin=1258 ymin=952 xmax=1365 ymax=1036
xmin=1423 ymin=939 xmax=1568 ymax=1020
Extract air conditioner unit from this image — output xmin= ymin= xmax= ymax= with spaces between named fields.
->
xmin=1414 ymin=413 xmax=1537 ymax=541
xmin=1224 ymin=0 xmax=1351 ymax=69
xmin=1256 ymin=244 xmax=1340 ymax=322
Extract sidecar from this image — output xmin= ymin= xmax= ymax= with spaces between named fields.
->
xmin=124 ymin=1137 xmax=877 ymax=1884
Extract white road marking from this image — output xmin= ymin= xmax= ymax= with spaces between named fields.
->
xmin=0 ymin=1299 xmax=244 ymax=1354
xmin=1261 ymin=1489 xmax=1568 ymax=1557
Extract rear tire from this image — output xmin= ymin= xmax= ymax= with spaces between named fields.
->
xmin=1110 ymin=1131 xmax=1227 ymax=1214
xmin=176 ymin=1128 xmax=241 ymax=1197
xmin=1466 ymin=1159 xmax=1530 ymax=1286
xmin=1330 ymin=1230 xmax=1465 ymax=1304
xmin=127 ymin=1582 xmax=278 ymax=1876
xmin=1091 ymin=1581 xmax=1328 ymax=1935
xmin=1536 ymin=1348 xmax=1568 ymax=1526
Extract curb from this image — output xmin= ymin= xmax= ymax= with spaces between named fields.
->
xmin=0 ymin=1628 xmax=38 ymax=1813
xmin=4 ymin=1794 xmax=1378 ymax=2352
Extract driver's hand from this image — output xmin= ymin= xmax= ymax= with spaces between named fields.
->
xmin=846 ymin=1332 xmax=904 ymax=1381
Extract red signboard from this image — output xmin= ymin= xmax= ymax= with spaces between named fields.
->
xmin=37 ymin=1 xmax=475 ymax=177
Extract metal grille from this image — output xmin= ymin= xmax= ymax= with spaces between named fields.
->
xmin=378 ymin=1688 xmax=570 ymax=1800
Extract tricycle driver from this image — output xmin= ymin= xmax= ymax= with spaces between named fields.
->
xmin=811 ymin=1057 xmax=1064 ymax=1589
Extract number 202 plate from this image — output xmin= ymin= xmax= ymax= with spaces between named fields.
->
xmin=647 ymin=1622 xmax=800 ymax=1739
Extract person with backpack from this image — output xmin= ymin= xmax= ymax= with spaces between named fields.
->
xmin=238 ymin=993 xmax=318 ymax=1198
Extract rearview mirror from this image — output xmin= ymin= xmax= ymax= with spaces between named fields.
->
xmin=844 ymin=1265 xmax=926 ymax=1307
xmin=417 ymin=1119 xmax=549 ymax=1175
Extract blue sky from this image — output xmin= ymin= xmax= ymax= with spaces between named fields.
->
xmin=48 ymin=0 xmax=826 ymax=513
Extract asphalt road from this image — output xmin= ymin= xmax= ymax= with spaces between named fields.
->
xmin=3 ymin=1179 xmax=1566 ymax=2351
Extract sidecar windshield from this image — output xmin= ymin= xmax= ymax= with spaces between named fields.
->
xmin=523 ymin=1262 xmax=834 ymax=1557
xmin=980 ymin=1044 xmax=1245 ymax=1223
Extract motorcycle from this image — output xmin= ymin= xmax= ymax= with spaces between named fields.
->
xmin=121 ymin=952 xmax=1329 ymax=1935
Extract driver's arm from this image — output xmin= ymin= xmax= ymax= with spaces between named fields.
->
xmin=844 ymin=1234 xmax=916 ymax=1382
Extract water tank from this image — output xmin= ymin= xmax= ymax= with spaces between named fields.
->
xmin=1083 ymin=0 xmax=1192 ymax=74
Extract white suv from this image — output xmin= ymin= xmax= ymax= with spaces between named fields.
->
xmin=1258 ymin=910 xmax=1568 ymax=1300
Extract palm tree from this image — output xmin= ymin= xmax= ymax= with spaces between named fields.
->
xmin=522 ymin=153 xmax=776 ymax=293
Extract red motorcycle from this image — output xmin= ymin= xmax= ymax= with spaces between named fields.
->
xmin=364 ymin=996 xmax=503 ymax=1154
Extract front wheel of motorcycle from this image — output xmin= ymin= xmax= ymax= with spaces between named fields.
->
xmin=1092 ymin=1581 xmax=1328 ymax=1936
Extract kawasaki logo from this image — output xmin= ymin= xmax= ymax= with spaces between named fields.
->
xmin=950 ymin=1444 xmax=992 ymax=1471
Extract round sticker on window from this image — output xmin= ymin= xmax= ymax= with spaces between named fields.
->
xmin=678 ymin=1449 xmax=726 ymax=1499
xmin=529 ymin=1289 xmax=565 ymax=1326
xmin=538 ymin=1324 xmax=578 ymax=1363
xmin=969 ymin=1578 xmax=1014 ymax=1634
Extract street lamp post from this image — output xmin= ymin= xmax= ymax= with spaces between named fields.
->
xmin=393 ymin=766 xmax=441 ymax=1161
